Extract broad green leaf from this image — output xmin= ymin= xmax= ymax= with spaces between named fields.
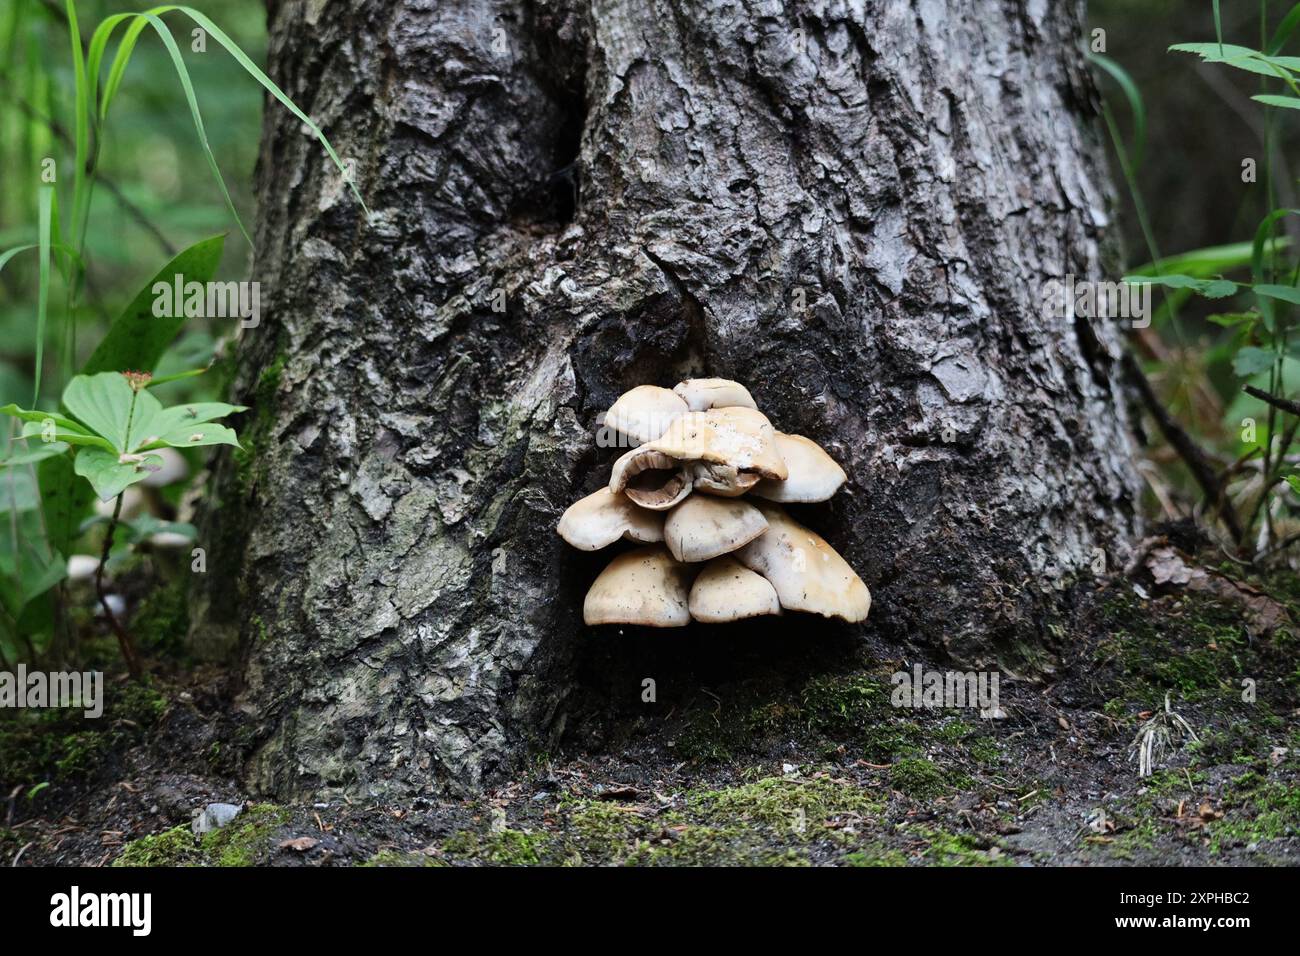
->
xmin=18 ymin=422 xmax=113 ymax=450
xmin=63 ymin=372 xmax=136 ymax=450
xmin=1122 ymin=274 xmax=1238 ymax=298
xmin=147 ymin=402 xmax=247 ymax=437
xmin=147 ymin=422 xmax=241 ymax=450
xmin=1233 ymin=346 xmax=1277 ymax=378
xmin=81 ymin=235 xmax=225 ymax=377
xmin=0 ymin=404 xmax=91 ymax=435
xmin=1254 ymin=284 xmax=1300 ymax=306
xmin=0 ymin=470 xmax=41 ymax=513
xmin=1270 ymin=4 xmax=1300 ymax=54
xmin=1252 ymin=94 xmax=1300 ymax=111
xmin=39 ymin=455 xmax=93 ymax=559
xmin=1288 ymin=475 xmax=1300 ymax=496
xmin=73 ymin=447 xmax=161 ymax=502
xmin=1206 ymin=312 xmax=1258 ymax=328
xmin=124 ymin=386 xmax=165 ymax=452
xmin=0 ymin=441 xmax=69 ymax=467
xmin=1170 ymin=42 xmax=1265 ymax=61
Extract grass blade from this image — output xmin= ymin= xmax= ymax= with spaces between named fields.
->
xmin=34 ymin=185 xmax=51 ymax=406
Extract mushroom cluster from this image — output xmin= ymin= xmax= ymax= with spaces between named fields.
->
xmin=557 ymin=379 xmax=871 ymax=626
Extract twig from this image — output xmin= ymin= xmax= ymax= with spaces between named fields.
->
xmin=1123 ymin=353 xmax=1243 ymax=543
xmin=95 ymin=494 xmax=141 ymax=678
xmin=1243 ymin=384 xmax=1300 ymax=417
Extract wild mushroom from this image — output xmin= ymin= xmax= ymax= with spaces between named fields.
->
xmin=673 ymin=378 xmax=757 ymax=412
xmin=736 ymin=502 xmax=870 ymax=622
xmin=664 ymin=495 xmax=768 ymax=563
xmin=608 ymin=448 xmax=693 ymax=510
xmin=583 ymin=545 xmax=694 ymax=627
xmin=688 ymin=555 xmax=781 ymax=623
xmin=557 ymin=487 xmax=665 ymax=550
xmin=603 ymin=385 xmax=688 ymax=446
xmin=624 ymin=406 xmax=788 ymax=483
xmin=689 ymin=461 xmax=761 ymax=497
xmin=752 ymin=433 xmax=847 ymax=503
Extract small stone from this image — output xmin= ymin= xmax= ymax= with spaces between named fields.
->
xmin=192 ymin=802 xmax=243 ymax=836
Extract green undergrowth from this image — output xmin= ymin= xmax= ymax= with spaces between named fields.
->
xmin=113 ymin=804 xmax=289 ymax=867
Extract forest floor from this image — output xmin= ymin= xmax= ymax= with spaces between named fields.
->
xmin=3 ymin=529 xmax=1299 ymax=867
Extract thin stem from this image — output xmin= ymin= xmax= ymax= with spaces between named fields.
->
xmin=95 ymin=492 xmax=140 ymax=678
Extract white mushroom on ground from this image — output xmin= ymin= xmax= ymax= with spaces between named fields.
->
xmin=688 ymin=556 xmax=781 ymax=623
xmin=603 ymin=385 xmax=688 ymax=446
xmin=558 ymin=488 xmax=665 ymax=550
xmin=752 ymin=433 xmax=847 ymax=503
xmin=664 ymin=495 xmax=768 ymax=563
xmin=736 ymin=502 xmax=871 ymax=623
xmin=673 ymin=378 xmax=757 ymax=412
xmin=582 ymin=545 xmax=694 ymax=626
xmin=557 ymin=378 xmax=870 ymax=626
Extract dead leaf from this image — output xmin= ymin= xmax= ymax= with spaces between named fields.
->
xmin=279 ymin=836 xmax=319 ymax=852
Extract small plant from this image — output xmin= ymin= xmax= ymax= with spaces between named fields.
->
xmin=2 ymin=370 xmax=242 ymax=673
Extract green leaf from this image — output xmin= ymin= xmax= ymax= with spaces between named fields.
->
xmin=146 ymin=422 xmax=241 ymax=450
xmin=1254 ymin=284 xmax=1300 ymax=306
xmin=147 ymin=402 xmax=247 ymax=437
xmin=39 ymin=455 xmax=93 ymax=560
xmin=1234 ymin=346 xmax=1278 ymax=378
xmin=123 ymin=386 xmax=164 ymax=452
xmin=17 ymin=422 xmax=114 ymax=450
xmin=1288 ymin=475 xmax=1300 ymax=495
xmin=1206 ymin=312 xmax=1258 ymax=328
xmin=1252 ymin=93 xmax=1300 ymax=110
xmin=0 ymin=441 xmax=69 ymax=467
xmin=1089 ymin=54 xmax=1145 ymax=169
xmin=62 ymin=372 xmax=136 ymax=450
xmin=1122 ymin=274 xmax=1238 ymax=298
xmin=0 ymin=404 xmax=92 ymax=436
xmin=81 ymin=236 xmax=225 ymax=378
xmin=1170 ymin=42 xmax=1264 ymax=61
xmin=1270 ymin=4 xmax=1300 ymax=54
xmin=73 ymin=447 xmax=161 ymax=502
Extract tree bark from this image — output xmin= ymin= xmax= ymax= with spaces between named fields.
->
xmin=199 ymin=0 xmax=1141 ymax=799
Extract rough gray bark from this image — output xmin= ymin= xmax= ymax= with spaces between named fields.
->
xmin=198 ymin=0 xmax=1141 ymax=799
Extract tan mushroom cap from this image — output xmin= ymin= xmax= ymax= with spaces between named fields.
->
xmin=557 ymin=488 xmax=665 ymax=551
xmin=604 ymin=385 xmax=688 ymax=446
xmin=736 ymin=502 xmax=870 ymax=622
xmin=752 ymin=433 xmax=848 ymax=503
xmin=688 ymin=556 xmax=781 ymax=623
xmin=689 ymin=461 xmax=761 ymax=497
xmin=639 ymin=406 xmax=788 ymax=480
xmin=664 ymin=495 xmax=768 ymax=563
xmin=673 ymin=378 xmax=758 ymax=412
xmin=608 ymin=448 xmax=693 ymax=510
xmin=583 ymin=545 xmax=694 ymax=627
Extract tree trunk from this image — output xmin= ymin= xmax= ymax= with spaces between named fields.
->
xmin=198 ymin=0 xmax=1141 ymax=800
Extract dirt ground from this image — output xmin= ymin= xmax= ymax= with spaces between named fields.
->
xmin=3 ymin=534 xmax=1298 ymax=867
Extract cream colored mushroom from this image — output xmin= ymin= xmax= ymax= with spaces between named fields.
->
xmin=629 ymin=406 xmax=788 ymax=481
xmin=603 ymin=385 xmax=688 ymax=446
xmin=673 ymin=378 xmax=758 ymax=412
xmin=688 ymin=556 xmax=781 ymax=623
xmin=752 ymin=433 xmax=847 ymax=503
xmin=608 ymin=448 xmax=693 ymax=510
xmin=689 ymin=461 xmax=761 ymax=498
xmin=557 ymin=488 xmax=665 ymax=550
xmin=736 ymin=502 xmax=870 ymax=622
xmin=664 ymin=495 xmax=768 ymax=563
xmin=583 ymin=545 xmax=694 ymax=627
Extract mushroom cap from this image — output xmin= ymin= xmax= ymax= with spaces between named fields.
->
xmin=583 ymin=545 xmax=694 ymax=627
xmin=689 ymin=461 xmax=761 ymax=498
xmin=664 ymin=495 xmax=768 ymax=563
xmin=735 ymin=502 xmax=870 ymax=622
xmin=688 ymin=555 xmax=781 ymax=623
xmin=640 ymin=406 xmax=788 ymax=480
xmin=557 ymin=488 xmax=665 ymax=550
xmin=752 ymin=433 xmax=848 ymax=503
xmin=604 ymin=385 xmax=688 ymax=446
xmin=608 ymin=448 xmax=693 ymax=510
xmin=673 ymin=378 xmax=758 ymax=412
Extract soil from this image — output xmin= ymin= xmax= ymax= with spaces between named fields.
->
xmin=3 ymin=537 xmax=1298 ymax=867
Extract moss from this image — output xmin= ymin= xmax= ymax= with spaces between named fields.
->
xmin=131 ymin=580 xmax=190 ymax=653
xmin=363 ymin=849 xmax=445 ymax=867
xmin=889 ymin=757 xmax=967 ymax=799
xmin=113 ymin=804 xmax=289 ymax=867
xmin=842 ymin=846 xmax=909 ymax=866
xmin=1206 ymin=773 xmax=1300 ymax=855
xmin=905 ymin=826 xmax=1010 ymax=866
xmin=113 ymin=825 xmax=199 ymax=867
xmin=688 ymin=776 xmax=881 ymax=833
xmin=443 ymin=827 xmax=552 ymax=865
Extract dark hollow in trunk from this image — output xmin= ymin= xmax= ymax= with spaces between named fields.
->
xmin=196 ymin=0 xmax=1141 ymax=799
